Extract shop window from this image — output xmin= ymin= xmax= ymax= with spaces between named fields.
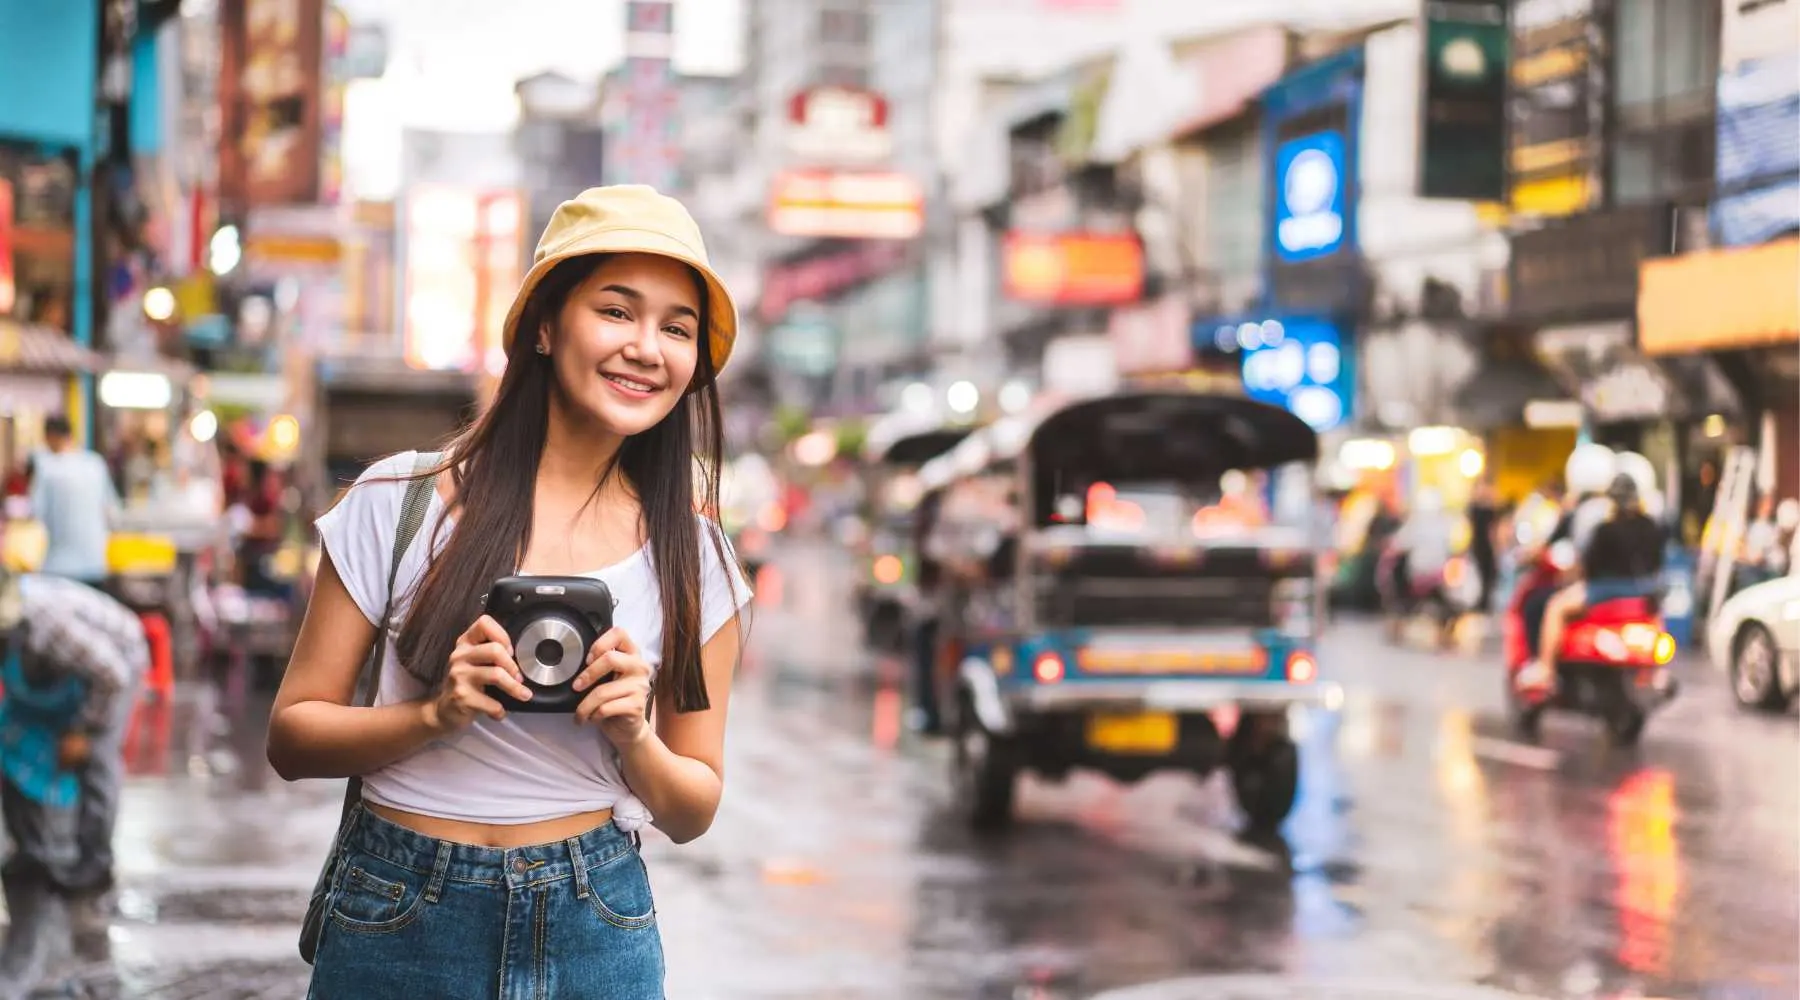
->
xmin=819 ymin=5 xmax=869 ymax=47
xmin=1201 ymin=124 xmax=1262 ymax=279
xmin=1613 ymin=0 xmax=1720 ymax=113
xmin=1611 ymin=117 xmax=1715 ymax=206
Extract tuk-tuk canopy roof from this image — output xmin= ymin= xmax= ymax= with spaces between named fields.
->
xmin=918 ymin=390 xmax=1318 ymax=500
xmin=916 ymin=411 xmax=1038 ymax=495
xmin=1028 ymin=389 xmax=1318 ymax=477
xmin=1024 ymin=390 xmax=1319 ymax=522
xmin=861 ymin=410 xmax=979 ymax=466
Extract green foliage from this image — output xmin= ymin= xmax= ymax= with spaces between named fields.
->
xmin=771 ymin=404 xmax=812 ymax=443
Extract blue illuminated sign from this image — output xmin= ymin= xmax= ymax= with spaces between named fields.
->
xmin=1237 ymin=316 xmax=1353 ymax=431
xmin=1272 ymin=131 xmax=1347 ymax=263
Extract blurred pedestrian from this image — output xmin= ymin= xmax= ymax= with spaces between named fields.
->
xmin=266 ymin=186 xmax=752 ymax=998
xmin=0 ymin=562 xmax=148 ymax=997
xmin=28 ymin=416 xmax=119 ymax=586
xmin=1467 ymin=478 xmax=1503 ymax=613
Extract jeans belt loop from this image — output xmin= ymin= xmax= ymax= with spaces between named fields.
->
xmin=423 ymin=840 xmax=453 ymax=904
xmin=567 ymin=836 xmax=592 ymax=900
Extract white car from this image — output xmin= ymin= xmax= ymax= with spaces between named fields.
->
xmin=1708 ymin=573 xmax=1800 ymax=712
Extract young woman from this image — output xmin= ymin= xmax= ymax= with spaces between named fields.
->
xmin=268 ymin=186 xmax=751 ymax=999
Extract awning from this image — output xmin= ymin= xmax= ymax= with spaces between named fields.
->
xmin=0 ymin=321 xmax=103 ymax=375
xmin=1451 ymin=359 xmax=1571 ymax=429
xmin=1638 ymin=237 xmax=1800 ymax=355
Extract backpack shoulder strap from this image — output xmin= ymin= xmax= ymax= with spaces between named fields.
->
xmin=387 ymin=451 xmax=441 ymax=598
xmin=355 ymin=451 xmax=441 ymax=709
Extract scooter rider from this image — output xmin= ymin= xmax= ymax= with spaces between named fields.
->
xmin=1548 ymin=442 xmax=1618 ymax=552
xmin=1521 ymin=472 xmax=1665 ymax=694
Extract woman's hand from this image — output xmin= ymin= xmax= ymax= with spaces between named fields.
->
xmin=573 ymin=627 xmax=653 ymax=749
xmin=426 ymin=615 xmax=533 ymax=733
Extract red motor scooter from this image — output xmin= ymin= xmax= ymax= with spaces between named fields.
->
xmin=1502 ymin=540 xmax=1678 ymax=746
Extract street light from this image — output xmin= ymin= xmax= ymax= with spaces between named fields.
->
xmin=209 ymin=225 xmax=242 ymax=276
xmin=188 ymin=409 xmax=218 ymax=443
xmin=999 ymin=379 xmax=1032 ymax=414
xmin=143 ymin=286 xmax=177 ymax=322
xmin=946 ymin=380 xmax=979 ymax=415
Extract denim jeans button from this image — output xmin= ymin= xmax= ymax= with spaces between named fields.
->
xmin=512 ymin=858 xmax=529 ymax=875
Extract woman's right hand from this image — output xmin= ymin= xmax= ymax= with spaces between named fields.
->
xmin=425 ymin=615 xmax=533 ymax=733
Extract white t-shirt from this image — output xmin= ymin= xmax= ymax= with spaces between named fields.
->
xmin=315 ymin=451 xmax=752 ymax=831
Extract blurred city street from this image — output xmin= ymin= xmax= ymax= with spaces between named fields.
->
xmin=3 ymin=1 xmax=1800 ymax=998
xmin=29 ymin=538 xmax=1796 ymax=1000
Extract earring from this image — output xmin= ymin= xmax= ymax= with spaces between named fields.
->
xmin=535 ymin=343 xmax=549 ymax=356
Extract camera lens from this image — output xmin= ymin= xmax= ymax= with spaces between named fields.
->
xmin=515 ymin=616 xmax=584 ymax=686
xmin=535 ymin=639 xmax=564 ymax=666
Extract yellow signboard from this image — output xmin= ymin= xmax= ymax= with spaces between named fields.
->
xmin=1638 ymin=238 xmax=1800 ymax=355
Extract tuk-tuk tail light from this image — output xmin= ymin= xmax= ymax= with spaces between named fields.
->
xmin=1286 ymin=651 xmax=1317 ymax=684
xmin=1032 ymin=651 xmax=1065 ymax=684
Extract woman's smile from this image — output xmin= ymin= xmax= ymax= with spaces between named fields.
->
xmin=600 ymin=371 xmax=664 ymax=399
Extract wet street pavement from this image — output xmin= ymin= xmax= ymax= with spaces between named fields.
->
xmin=6 ymin=539 xmax=1797 ymax=999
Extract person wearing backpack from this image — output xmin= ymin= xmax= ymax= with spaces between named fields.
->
xmin=268 ymin=186 xmax=752 ymax=999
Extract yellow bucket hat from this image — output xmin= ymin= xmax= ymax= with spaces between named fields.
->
xmin=502 ymin=185 xmax=739 ymax=377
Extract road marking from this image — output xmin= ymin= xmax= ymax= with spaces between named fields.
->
xmin=1469 ymin=736 xmax=1562 ymax=770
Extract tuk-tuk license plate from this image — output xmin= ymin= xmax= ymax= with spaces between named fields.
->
xmin=1086 ymin=712 xmax=1178 ymax=754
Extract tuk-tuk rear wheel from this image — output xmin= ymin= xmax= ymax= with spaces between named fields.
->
xmin=952 ymin=697 xmax=1016 ymax=832
xmin=1226 ymin=720 xmax=1299 ymax=833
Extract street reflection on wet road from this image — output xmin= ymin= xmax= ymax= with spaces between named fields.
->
xmin=11 ymin=540 xmax=1795 ymax=999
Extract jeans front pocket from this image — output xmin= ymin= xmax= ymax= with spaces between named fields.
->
xmin=584 ymin=848 xmax=657 ymax=931
xmin=328 ymin=850 xmax=427 ymax=934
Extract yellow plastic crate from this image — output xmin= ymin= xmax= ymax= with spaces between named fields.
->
xmin=107 ymin=533 xmax=179 ymax=576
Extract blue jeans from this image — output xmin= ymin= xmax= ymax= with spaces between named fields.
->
xmin=307 ymin=806 xmax=665 ymax=999
xmin=1586 ymin=576 xmax=1659 ymax=605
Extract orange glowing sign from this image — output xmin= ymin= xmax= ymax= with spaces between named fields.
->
xmin=0 ymin=180 xmax=13 ymax=316
xmin=1638 ymin=236 xmax=1800 ymax=355
xmin=767 ymin=170 xmax=923 ymax=240
xmin=1077 ymin=646 xmax=1266 ymax=675
xmin=1002 ymin=232 xmax=1144 ymax=305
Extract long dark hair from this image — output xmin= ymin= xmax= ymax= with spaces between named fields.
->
xmin=392 ymin=254 xmax=728 ymax=713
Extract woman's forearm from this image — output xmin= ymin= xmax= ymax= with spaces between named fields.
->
xmin=617 ymin=734 xmax=722 ymax=844
xmin=267 ymin=699 xmax=441 ymax=781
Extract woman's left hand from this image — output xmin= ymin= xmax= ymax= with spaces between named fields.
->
xmin=574 ymin=627 xmax=654 ymax=748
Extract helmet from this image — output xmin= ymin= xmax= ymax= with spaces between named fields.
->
xmin=1606 ymin=472 xmax=1642 ymax=507
xmin=1614 ymin=451 xmax=1657 ymax=500
xmin=1564 ymin=443 xmax=1617 ymax=496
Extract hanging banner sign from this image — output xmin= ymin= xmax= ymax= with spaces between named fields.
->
xmin=786 ymin=86 xmax=894 ymax=164
xmin=767 ymin=170 xmax=924 ymax=240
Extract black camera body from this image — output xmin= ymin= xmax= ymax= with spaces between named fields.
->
xmin=483 ymin=576 xmax=617 ymax=714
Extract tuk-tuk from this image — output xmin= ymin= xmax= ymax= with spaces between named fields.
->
xmin=854 ymin=413 xmax=976 ymax=651
xmin=926 ymin=389 xmax=1341 ymax=833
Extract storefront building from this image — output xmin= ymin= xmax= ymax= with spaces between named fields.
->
xmin=1508 ymin=204 xmax=1743 ymax=515
xmin=0 ymin=1 xmax=101 ymax=449
xmin=1639 ymin=237 xmax=1800 ymax=502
